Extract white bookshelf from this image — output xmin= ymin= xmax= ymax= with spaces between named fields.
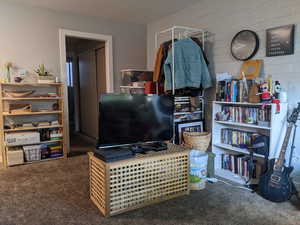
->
xmin=212 ymin=101 xmax=288 ymax=184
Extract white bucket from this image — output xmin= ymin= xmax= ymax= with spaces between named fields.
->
xmin=189 ymin=150 xmax=208 ymax=190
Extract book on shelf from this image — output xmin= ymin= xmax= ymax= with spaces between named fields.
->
xmin=221 ymin=154 xmax=261 ymax=180
xmin=216 ymin=79 xmax=254 ymax=102
xmin=174 ymin=96 xmax=203 ymax=122
xmin=215 ymin=105 xmax=271 ymax=125
xmin=220 ymin=128 xmax=269 ymax=149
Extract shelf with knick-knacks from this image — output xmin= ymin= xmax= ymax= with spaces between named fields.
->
xmin=0 ymin=82 xmax=66 ymax=168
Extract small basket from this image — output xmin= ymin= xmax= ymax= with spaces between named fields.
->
xmin=183 ymin=132 xmax=211 ymax=151
xmin=23 ymin=145 xmax=41 ymax=162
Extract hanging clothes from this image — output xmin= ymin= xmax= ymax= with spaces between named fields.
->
xmin=153 ymin=40 xmax=176 ymax=93
xmin=163 ymin=37 xmax=212 ymax=91
xmin=191 ymin=37 xmax=209 ymax=66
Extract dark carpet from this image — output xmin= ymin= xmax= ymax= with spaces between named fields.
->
xmin=0 ymin=154 xmax=299 ymax=225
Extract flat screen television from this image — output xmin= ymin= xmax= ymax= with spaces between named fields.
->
xmin=98 ymin=94 xmax=174 ymax=146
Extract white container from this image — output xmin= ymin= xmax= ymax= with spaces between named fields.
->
xmin=280 ymin=92 xmax=288 ymax=103
xmin=7 ymin=149 xmax=24 ymax=166
xmin=23 ymin=145 xmax=41 ymax=162
xmin=189 ymin=150 xmax=208 ymax=190
xmin=5 ymin=132 xmax=40 ymax=146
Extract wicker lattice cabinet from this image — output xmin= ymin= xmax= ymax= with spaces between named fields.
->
xmin=88 ymin=145 xmax=190 ymax=216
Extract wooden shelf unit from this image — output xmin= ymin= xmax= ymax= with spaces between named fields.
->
xmin=212 ymin=101 xmax=288 ymax=184
xmin=0 ymin=82 xmax=67 ymax=168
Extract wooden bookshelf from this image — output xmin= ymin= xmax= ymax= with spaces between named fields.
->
xmin=212 ymin=101 xmax=288 ymax=184
xmin=0 ymin=82 xmax=67 ymax=168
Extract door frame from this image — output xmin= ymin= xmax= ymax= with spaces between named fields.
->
xmin=59 ymin=29 xmax=114 ymax=152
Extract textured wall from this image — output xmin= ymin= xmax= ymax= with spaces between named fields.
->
xmin=147 ymin=0 xmax=300 ymax=179
xmin=0 ymin=1 xmax=147 ymax=90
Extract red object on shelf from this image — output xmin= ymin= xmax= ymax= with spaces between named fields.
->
xmin=272 ymin=99 xmax=281 ymax=113
xmin=144 ymin=81 xmax=156 ymax=94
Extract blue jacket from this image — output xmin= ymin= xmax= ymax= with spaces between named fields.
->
xmin=164 ymin=38 xmax=212 ymax=90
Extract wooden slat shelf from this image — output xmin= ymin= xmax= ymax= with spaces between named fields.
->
xmin=6 ymin=139 xmax=63 ymax=147
xmin=0 ymin=82 xmax=62 ymax=87
xmin=2 ymin=97 xmax=61 ymax=101
xmin=0 ymin=83 xmax=67 ymax=168
xmin=3 ymin=111 xmax=63 ymax=116
xmin=3 ymin=125 xmax=63 ymax=132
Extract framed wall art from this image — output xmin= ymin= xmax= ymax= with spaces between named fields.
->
xmin=266 ymin=24 xmax=295 ymax=57
xmin=175 ymin=120 xmax=203 ymax=145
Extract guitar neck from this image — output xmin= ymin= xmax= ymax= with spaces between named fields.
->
xmin=275 ymin=123 xmax=293 ymax=169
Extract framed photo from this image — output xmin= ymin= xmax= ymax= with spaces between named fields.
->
xmin=266 ymin=24 xmax=295 ymax=57
xmin=175 ymin=120 xmax=203 ymax=145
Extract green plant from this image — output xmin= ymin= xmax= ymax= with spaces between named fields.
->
xmin=4 ymin=62 xmax=12 ymax=72
xmin=34 ymin=64 xmax=52 ymax=76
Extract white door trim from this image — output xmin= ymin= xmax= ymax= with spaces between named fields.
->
xmin=59 ymin=29 xmax=114 ymax=152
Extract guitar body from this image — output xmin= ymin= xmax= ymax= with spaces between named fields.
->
xmin=259 ymin=159 xmax=295 ymax=202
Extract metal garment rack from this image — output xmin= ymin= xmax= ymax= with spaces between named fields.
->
xmin=155 ymin=26 xmax=207 ymax=142
xmin=155 ymin=25 xmax=206 ymax=95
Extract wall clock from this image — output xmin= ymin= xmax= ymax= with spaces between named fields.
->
xmin=231 ymin=30 xmax=259 ymax=61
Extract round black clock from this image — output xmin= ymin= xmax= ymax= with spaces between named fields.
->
xmin=231 ymin=30 xmax=259 ymax=61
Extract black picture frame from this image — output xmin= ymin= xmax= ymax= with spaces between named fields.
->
xmin=266 ymin=24 xmax=295 ymax=57
xmin=175 ymin=120 xmax=203 ymax=145
xmin=231 ymin=30 xmax=260 ymax=61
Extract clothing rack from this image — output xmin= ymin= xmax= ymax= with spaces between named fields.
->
xmin=155 ymin=25 xmax=207 ymax=95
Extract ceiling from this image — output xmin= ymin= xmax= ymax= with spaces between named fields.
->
xmin=8 ymin=0 xmax=201 ymax=24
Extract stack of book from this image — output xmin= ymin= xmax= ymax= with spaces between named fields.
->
xmin=221 ymin=154 xmax=261 ymax=180
xmin=217 ymin=106 xmax=271 ymax=124
xmin=216 ymin=79 xmax=253 ymax=102
xmin=175 ymin=96 xmax=190 ymax=113
xmin=174 ymin=96 xmax=203 ymax=122
xmin=49 ymin=144 xmax=63 ymax=158
xmin=221 ymin=128 xmax=255 ymax=148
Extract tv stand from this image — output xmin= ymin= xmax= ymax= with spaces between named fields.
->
xmin=141 ymin=142 xmax=168 ymax=152
xmin=89 ymin=144 xmax=190 ymax=216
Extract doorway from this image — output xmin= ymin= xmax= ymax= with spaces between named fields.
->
xmin=59 ymin=29 xmax=114 ymax=156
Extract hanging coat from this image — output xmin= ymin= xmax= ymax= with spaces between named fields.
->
xmin=164 ymin=37 xmax=212 ymax=91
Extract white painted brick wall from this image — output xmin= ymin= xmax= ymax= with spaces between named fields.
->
xmin=147 ymin=0 xmax=300 ymax=178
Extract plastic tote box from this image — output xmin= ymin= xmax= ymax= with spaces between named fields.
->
xmin=189 ymin=150 xmax=208 ymax=190
xmin=7 ymin=149 xmax=24 ymax=166
xmin=5 ymin=132 xmax=40 ymax=146
xmin=23 ymin=145 xmax=42 ymax=162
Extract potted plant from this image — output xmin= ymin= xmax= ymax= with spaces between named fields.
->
xmin=34 ymin=64 xmax=55 ymax=83
xmin=4 ymin=62 xmax=13 ymax=83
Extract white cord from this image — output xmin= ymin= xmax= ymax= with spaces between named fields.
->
xmin=216 ymin=178 xmax=253 ymax=192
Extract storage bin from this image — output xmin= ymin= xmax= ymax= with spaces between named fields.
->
xmin=189 ymin=150 xmax=208 ymax=190
xmin=89 ymin=144 xmax=190 ymax=216
xmin=183 ymin=132 xmax=211 ymax=151
xmin=23 ymin=145 xmax=41 ymax=162
xmin=5 ymin=132 xmax=40 ymax=146
xmin=7 ymin=149 xmax=24 ymax=166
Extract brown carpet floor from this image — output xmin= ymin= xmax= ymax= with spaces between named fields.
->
xmin=0 ymin=154 xmax=300 ymax=225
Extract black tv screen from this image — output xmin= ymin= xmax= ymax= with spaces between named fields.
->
xmin=99 ymin=94 xmax=174 ymax=146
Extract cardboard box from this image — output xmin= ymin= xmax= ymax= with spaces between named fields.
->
xmin=7 ymin=149 xmax=24 ymax=166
